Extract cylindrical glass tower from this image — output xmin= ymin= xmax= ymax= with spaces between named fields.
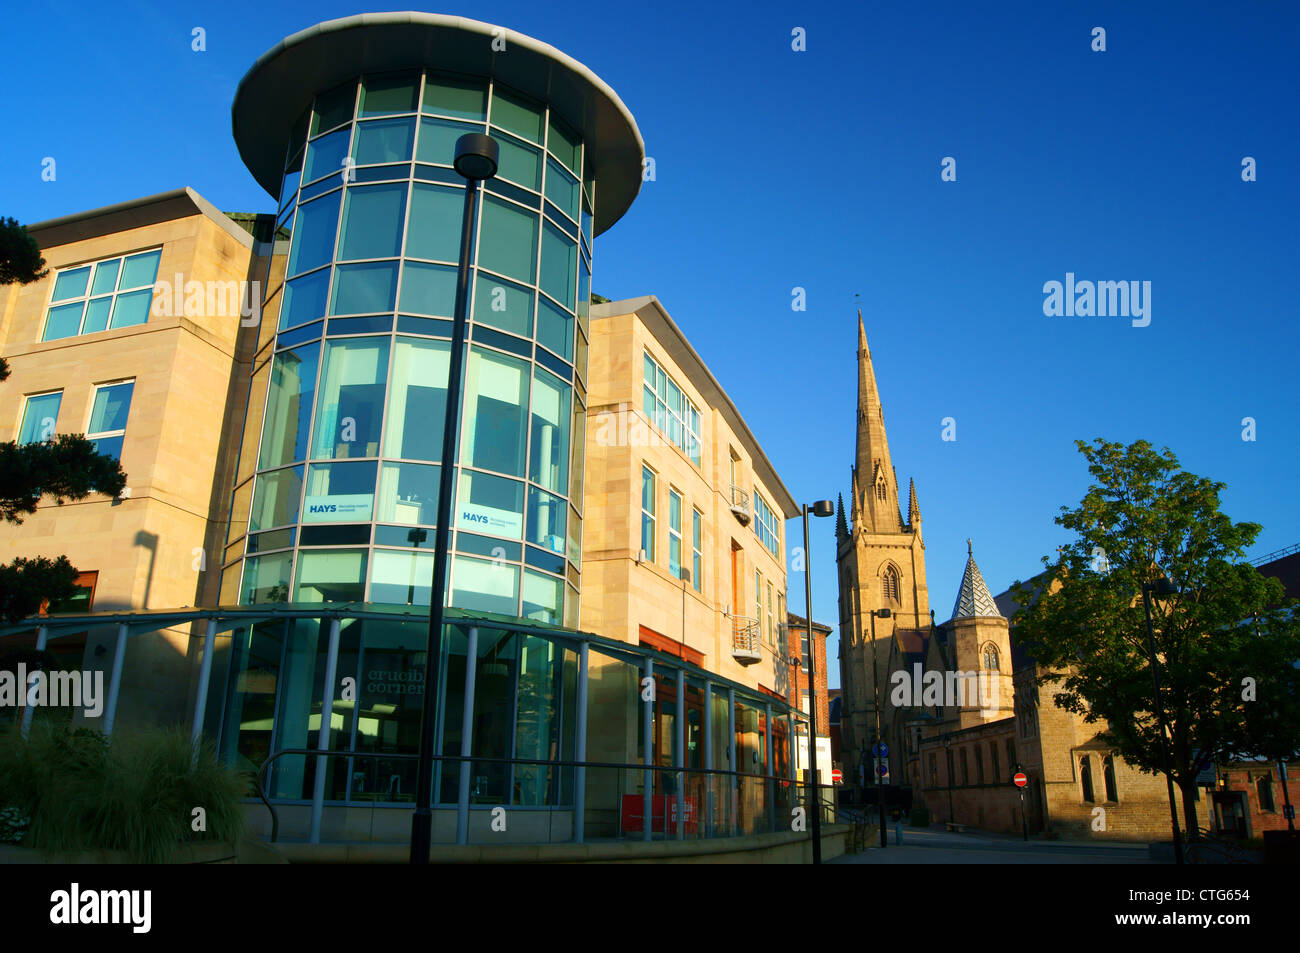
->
xmin=221 ymin=14 xmax=643 ymax=627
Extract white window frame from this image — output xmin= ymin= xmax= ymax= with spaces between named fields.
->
xmin=691 ymin=507 xmax=703 ymax=593
xmin=17 ymin=390 xmax=63 ymax=444
xmin=86 ymin=379 xmax=135 ymax=459
xmin=41 ymin=247 xmax=163 ymax=342
xmin=640 ymin=464 xmax=656 ymax=562
xmin=668 ymin=487 xmax=682 ymax=578
xmin=754 ymin=491 xmax=779 ymax=556
xmin=642 ymin=350 xmax=701 ymax=466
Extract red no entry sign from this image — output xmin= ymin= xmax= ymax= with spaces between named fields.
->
xmin=1013 ymin=772 xmax=1028 ymax=788
xmin=831 ymin=769 xmax=843 ymax=784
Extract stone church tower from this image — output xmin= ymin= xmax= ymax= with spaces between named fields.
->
xmin=835 ymin=314 xmax=930 ymax=788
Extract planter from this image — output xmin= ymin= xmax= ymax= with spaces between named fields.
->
xmin=0 ymin=835 xmax=283 ymax=864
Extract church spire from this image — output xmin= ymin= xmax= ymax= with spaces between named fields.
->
xmin=855 ymin=310 xmax=900 ymax=533
xmin=951 ymin=540 xmax=1002 ymax=620
xmin=908 ymin=478 xmax=921 ymax=528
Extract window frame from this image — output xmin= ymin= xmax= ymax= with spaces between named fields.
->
xmin=667 ymin=487 xmax=682 ymax=578
xmin=640 ymin=464 xmax=656 ymax=562
xmin=642 ymin=350 xmax=701 ymax=467
xmin=691 ymin=507 xmax=703 ymax=593
xmin=754 ymin=491 xmax=779 ymax=556
xmin=17 ymin=390 xmax=63 ymax=444
xmin=41 ymin=248 xmax=163 ymax=342
xmin=85 ymin=379 xmax=135 ymax=460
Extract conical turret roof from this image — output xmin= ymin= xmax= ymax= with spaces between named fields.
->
xmin=952 ymin=539 xmax=1002 ymax=620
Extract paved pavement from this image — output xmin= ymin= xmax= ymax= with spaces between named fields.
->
xmin=829 ymin=823 xmax=1154 ymax=864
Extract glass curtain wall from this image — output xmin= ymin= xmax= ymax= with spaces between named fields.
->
xmin=221 ymin=69 xmax=595 ymax=625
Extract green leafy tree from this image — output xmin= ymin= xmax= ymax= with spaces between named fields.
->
xmin=1011 ymin=438 xmax=1300 ymax=837
xmin=1 ymin=217 xmax=125 ymax=623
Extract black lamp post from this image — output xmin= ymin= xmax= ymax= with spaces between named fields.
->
xmin=410 ymin=133 xmax=499 ymax=865
xmin=801 ymin=499 xmax=834 ymax=864
xmin=869 ymin=607 xmax=891 ymax=847
xmin=1140 ymin=576 xmax=1184 ymax=865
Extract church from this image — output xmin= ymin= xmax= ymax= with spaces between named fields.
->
xmin=835 ymin=315 xmax=1201 ymax=840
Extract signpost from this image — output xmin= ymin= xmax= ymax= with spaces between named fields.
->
xmin=1014 ymin=769 xmax=1029 ymax=841
xmin=832 ymin=768 xmax=843 ymax=785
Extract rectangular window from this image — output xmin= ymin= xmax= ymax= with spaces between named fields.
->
xmin=766 ymin=581 xmax=774 ymax=647
xmin=800 ymin=624 xmax=810 ymax=673
xmin=18 ymin=391 xmax=62 ymax=444
xmin=642 ymin=351 xmax=701 ymax=466
xmin=754 ymin=492 xmax=780 ymax=556
xmin=640 ymin=466 xmax=655 ymax=561
xmin=42 ymin=249 xmax=162 ymax=341
xmin=668 ymin=488 xmax=682 ymax=578
xmin=990 ymin=742 xmax=1000 ymax=783
xmin=691 ymin=508 xmax=703 ymax=593
xmin=755 ymin=570 xmax=763 ymax=638
xmin=87 ymin=381 xmax=134 ymax=460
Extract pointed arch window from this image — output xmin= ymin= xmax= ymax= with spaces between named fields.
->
xmin=983 ymin=644 xmax=1000 ymax=670
xmin=1080 ymin=755 xmax=1095 ymax=803
xmin=882 ymin=566 xmax=900 ymax=603
xmin=1103 ymin=755 xmax=1119 ymax=802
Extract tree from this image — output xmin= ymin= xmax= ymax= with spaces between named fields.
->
xmin=0 ymin=217 xmax=48 ymax=383
xmin=1 ymin=218 xmax=125 ymax=623
xmin=1011 ymin=438 xmax=1300 ymax=838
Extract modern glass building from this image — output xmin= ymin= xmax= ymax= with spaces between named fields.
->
xmin=221 ymin=13 xmax=644 ymax=627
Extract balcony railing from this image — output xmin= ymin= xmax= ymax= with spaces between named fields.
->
xmin=732 ymin=616 xmax=761 ymax=665
xmin=729 ymin=485 xmax=751 ymax=526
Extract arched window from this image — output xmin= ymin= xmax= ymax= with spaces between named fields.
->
xmin=882 ymin=567 xmax=900 ymax=603
xmin=1103 ymin=755 xmax=1119 ymax=802
xmin=1080 ymin=756 xmax=1095 ymax=803
xmin=983 ymin=644 xmax=999 ymax=670
xmin=1257 ymin=775 xmax=1275 ymax=812
xmin=876 ymin=479 xmax=887 ymax=501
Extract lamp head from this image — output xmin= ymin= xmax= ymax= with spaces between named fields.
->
xmin=811 ymin=500 xmax=835 ymax=518
xmin=454 ymin=133 xmax=499 ymax=181
xmin=1153 ymin=578 xmax=1178 ymax=597
xmin=876 ymin=608 xmax=891 ymax=619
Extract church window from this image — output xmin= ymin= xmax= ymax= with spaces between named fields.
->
xmin=990 ymin=742 xmax=1000 ymax=782
xmin=1257 ymin=774 xmax=1275 ymax=812
xmin=929 ymin=753 xmax=938 ymax=787
xmin=1103 ymin=755 xmax=1119 ymax=802
xmin=1006 ymin=739 xmax=1016 ymax=779
xmin=1080 ymin=755 xmax=1095 ymax=803
xmin=876 ymin=479 xmax=886 ymax=501
xmin=975 ymin=746 xmax=985 ymax=784
xmin=882 ymin=567 xmax=900 ymax=603
xmin=959 ymin=748 xmax=969 ymax=786
xmin=983 ymin=644 xmax=999 ymax=670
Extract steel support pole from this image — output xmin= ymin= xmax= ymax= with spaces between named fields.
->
xmin=704 ymin=679 xmax=714 ymax=836
xmin=642 ymin=656 xmax=654 ymax=842
xmin=309 ymin=617 xmax=341 ymax=845
xmin=411 ymin=174 xmax=481 ymax=864
xmin=802 ymin=504 xmax=824 ymax=863
xmin=573 ymin=642 xmax=589 ymax=843
xmin=20 ymin=625 xmax=48 ymax=736
xmin=190 ymin=618 xmax=219 ymax=764
xmin=455 ymin=626 xmax=479 ymax=845
xmin=102 ymin=623 xmax=129 ymax=736
xmin=765 ymin=701 xmax=775 ymax=834
xmin=675 ymin=666 xmax=686 ymax=840
xmin=728 ymin=687 xmax=737 ymax=837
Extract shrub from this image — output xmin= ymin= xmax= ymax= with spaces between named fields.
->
xmin=0 ymin=723 xmax=247 ymax=862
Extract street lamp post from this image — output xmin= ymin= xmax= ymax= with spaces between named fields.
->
xmin=410 ymin=133 xmax=499 ymax=865
xmin=869 ymin=607 xmax=891 ymax=847
xmin=801 ymin=499 xmax=834 ymax=864
xmin=1141 ymin=576 xmax=1184 ymax=865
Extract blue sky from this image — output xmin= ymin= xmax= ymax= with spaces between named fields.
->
xmin=4 ymin=1 xmax=1297 ymax=686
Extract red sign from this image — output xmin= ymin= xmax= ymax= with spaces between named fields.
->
xmin=620 ymin=795 xmax=699 ymax=834
xmin=1013 ymin=772 xmax=1028 ymax=788
xmin=831 ymin=769 xmax=843 ymax=784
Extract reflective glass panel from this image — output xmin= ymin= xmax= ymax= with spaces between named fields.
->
xmin=540 ymin=221 xmax=576 ymax=310
xmin=423 ymin=74 xmax=486 ymax=120
xmin=384 ymin=337 xmax=449 ymax=459
xmin=451 ymin=554 xmax=519 ymax=615
xmin=51 ymin=267 xmax=90 ymax=301
xmin=119 ymin=250 xmax=161 ymax=290
xmin=526 ymin=486 xmax=566 ymax=554
xmin=416 ymin=117 xmax=481 ymax=166
xmin=330 ymin=261 xmax=398 ymax=315
xmin=241 ymin=552 xmax=292 ymax=604
xmin=312 ymin=337 xmax=390 ymax=458
xmin=456 ymin=470 xmax=524 ymax=538
xmin=377 ymin=462 xmax=440 ymax=525
xmin=293 ymin=549 xmax=367 ymax=602
xmin=18 ymin=392 xmax=61 ymax=444
xmin=536 ymin=295 xmax=573 ymax=361
xmin=311 ymin=82 xmax=357 ymax=136
xmin=497 ymin=134 xmax=542 ymax=191
xmin=522 ymin=570 xmax=563 ymax=624
xmin=338 ymin=183 xmax=407 ymax=261
xmin=399 ymin=261 xmax=456 ymax=317
xmin=303 ymin=461 xmax=378 ymax=522
xmin=280 ymin=268 xmax=331 ymax=330
xmin=303 ymin=128 xmax=350 ymax=182
xmin=360 ymin=72 xmax=418 ymax=116
xmin=370 ymin=550 xmax=435 ymax=606
xmin=91 ymin=259 xmax=120 ymax=296
xmin=43 ymin=302 xmax=84 ymax=340
xmin=461 ymin=346 xmax=528 ymax=476
xmin=478 ymin=196 xmax=537 ymax=285
xmin=490 ymin=87 xmax=542 ymax=143
xmin=472 ymin=272 xmax=532 ymax=337
xmin=259 ymin=341 xmax=320 ymax=468
xmin=352 ymin=117 xmax=415 ymax=165
xmin=545 ymin=158 xmax=580 ymax=221
xmin=108 ymin=289 xmax=151 ymax=329
xmin=250 ymin=466 xmax=304 ymax=531
xmin=529 ymin=366 xmax=570 ymax=492
xmin=287 ymin=192 xmax=341 ymax=276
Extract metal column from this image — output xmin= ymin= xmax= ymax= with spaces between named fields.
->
xmin=102 ymin=623 xmax=129 ymax=736
xmin=727 ymin=687 xmax=737 ymax=836
xmin=20 ymin=625 xmax=47 ymax=736
xmin=704 ymin=679 xmax=714 ymax=837
xmin=642 ymin=656 xmax=653 ymax=842
xmin=675 ymin=666 xmax=686 ymax=840
xmin=309 ymin=618 xmax=341 ymax=845
xmin=765 ymin=702 xmax=774 ymax=833
xmin=190 ymin=618 xmax=219 ymax=757
xmin=456 ymin=626 xmax=479 ymax=845
xmin=573 ymin=643 xmax=589 ymax=843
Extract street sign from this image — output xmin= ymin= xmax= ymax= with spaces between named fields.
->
xmin=1013 ymin=772 xmax=1028 ymax=788
xmin=873 ymin=743 xmax=888 ymax=758
xmin=877 ymin=762 xmax=889 ymax=777
xmin=832 ymin=768 xmax=843 ymax=784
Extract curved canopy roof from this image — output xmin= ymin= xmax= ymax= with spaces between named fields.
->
xmin=231 ymin=12 xmax=644 ymax=235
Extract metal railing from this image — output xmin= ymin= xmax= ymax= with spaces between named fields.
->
xmin=1251 ymin=542 xmax=1300 ymax=566
xmin=253 ymin=747 xmax=832 ymax=847
xmin=729 ymin=485 xmax=751 ymax=524
xmin=731 ymin=616 xmax=762 ymax=664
